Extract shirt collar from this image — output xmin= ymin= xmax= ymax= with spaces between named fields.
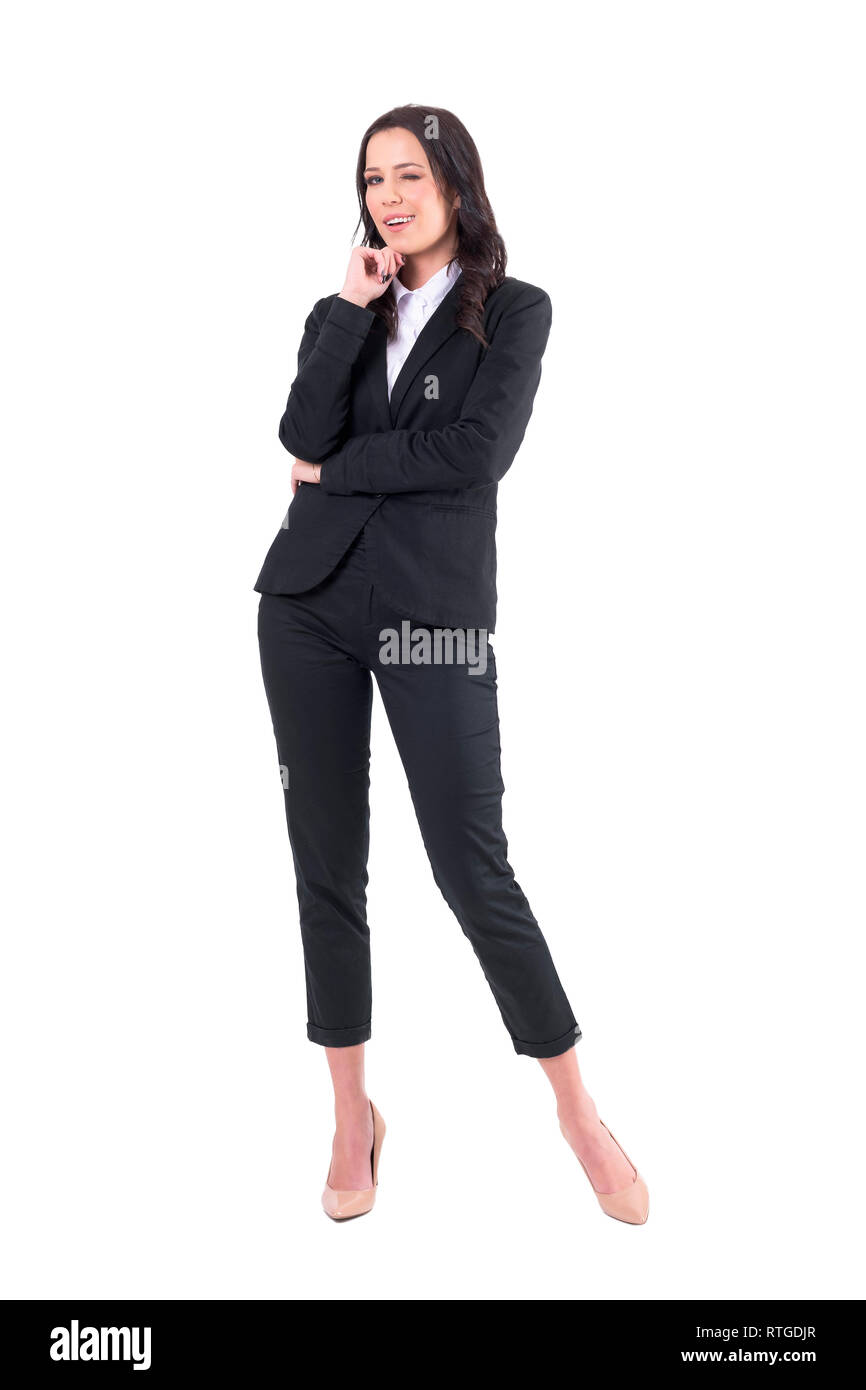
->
xmin=392 ymin=258 xmax=462 ymax=313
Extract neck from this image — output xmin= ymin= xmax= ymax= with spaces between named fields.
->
xmin=398 ymin=239 xmax=459 ymax=292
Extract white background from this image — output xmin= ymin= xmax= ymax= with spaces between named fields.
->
xmin=1 ymin=1 xmax=863 ymax=1301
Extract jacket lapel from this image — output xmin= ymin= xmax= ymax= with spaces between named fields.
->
xmin=389 ymin=277 xmax=462 ymax=424
xmin=363 ymin=278 xmax=463 ymax=429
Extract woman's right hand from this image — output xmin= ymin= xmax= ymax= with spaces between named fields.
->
xmin=339 ymin=246 xmax=405 ymax=309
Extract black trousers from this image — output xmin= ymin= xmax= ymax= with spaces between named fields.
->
xmin=256 ymin=521 xmax=581 ymax=1059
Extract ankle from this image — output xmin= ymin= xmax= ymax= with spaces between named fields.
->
xmin=333 ymin=1093 xmax=371 ymax=1126
xmin=557 ymin=1089 xmax=599 ymax=1131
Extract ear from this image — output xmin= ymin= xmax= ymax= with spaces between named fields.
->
xmin=453 ymin=193 xmax=462 ymax=210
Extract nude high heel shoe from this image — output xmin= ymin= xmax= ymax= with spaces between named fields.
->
xmin=559 ymin=1117 xmax=650 ymax=1225
xmin=321 ymin=1100 xmax=386 ymax=1222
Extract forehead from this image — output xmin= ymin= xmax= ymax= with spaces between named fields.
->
xmin=365 ymin=126 xmax=429 ymax=170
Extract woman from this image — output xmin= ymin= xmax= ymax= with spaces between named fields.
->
xmin=255 ymin=104 xmax=649 ymax=1225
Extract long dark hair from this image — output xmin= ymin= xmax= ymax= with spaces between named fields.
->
xmin=353 ymin=104 xmax=507 ymax=348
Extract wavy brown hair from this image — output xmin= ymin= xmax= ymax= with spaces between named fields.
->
xmin=353 ymin=104 xmax=507 ymax=348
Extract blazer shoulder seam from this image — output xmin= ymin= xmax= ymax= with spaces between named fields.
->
xmin=487 ymin=280 xmax=551 ymax=329
xmin=500 ymin=275 xmax=550 ymax=302
xmin=489 ymin=281 xmax=551 ymax=329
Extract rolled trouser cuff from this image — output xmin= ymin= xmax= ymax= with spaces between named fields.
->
xmin=307 ymin=1019 xmax=372 ymax=1047
xmin=512 ymin=1021 xmax=582 ymax=1059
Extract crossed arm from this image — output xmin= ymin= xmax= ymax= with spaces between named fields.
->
xmin=278 ymin=285 xmax=553 ymax=495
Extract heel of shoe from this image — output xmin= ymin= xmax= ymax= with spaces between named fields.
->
xmin=370 ymin=1102 xmax=386 ymax=1187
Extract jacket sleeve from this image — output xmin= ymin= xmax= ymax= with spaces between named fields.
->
xmin=319 ymin=286 xmax=552 ymax=495
xmin=278 ymin=295 xmax=376 ymax=461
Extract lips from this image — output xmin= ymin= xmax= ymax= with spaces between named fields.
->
xmin=384 ymin=215 xmax=415 ymax=229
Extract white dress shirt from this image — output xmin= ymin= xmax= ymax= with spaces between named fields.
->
xmin=386 ymin=258 xmax=462 ymax=401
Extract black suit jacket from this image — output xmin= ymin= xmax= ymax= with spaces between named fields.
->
xmin=253 ymin=274 xmax=552 ymax=632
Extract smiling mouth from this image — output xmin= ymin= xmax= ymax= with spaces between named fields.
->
xmin=384 ymin=215 xmax=416 ymax=229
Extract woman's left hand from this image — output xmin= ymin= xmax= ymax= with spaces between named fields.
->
xmin=291 ymin=458 xmax=321 ymax=495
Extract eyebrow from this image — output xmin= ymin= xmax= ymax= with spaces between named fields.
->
xmin=363 ymin=162 xmax=425 ymax=173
